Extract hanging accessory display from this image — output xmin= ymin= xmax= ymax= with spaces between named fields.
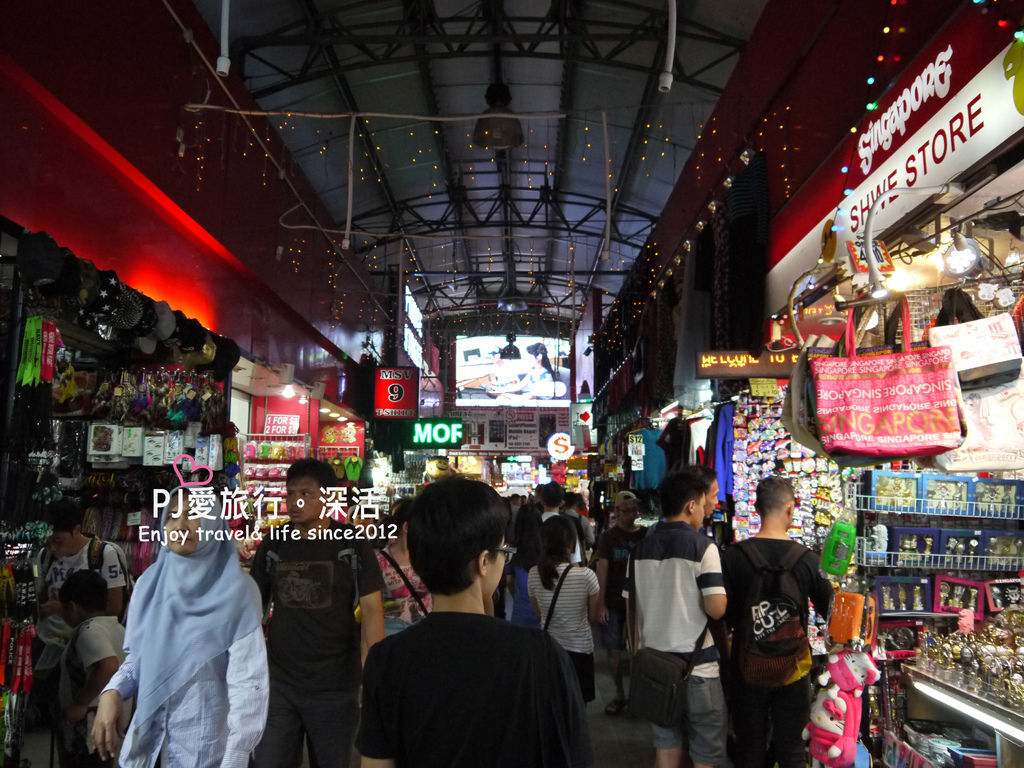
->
xmin=810 ymin=297 xmax=964 ymax=458
xmin=928 ymin=288 xmax=1022 ymax=389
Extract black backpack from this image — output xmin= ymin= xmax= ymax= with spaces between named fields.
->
xmin=735 ymin=540 xmax=812 ymax=688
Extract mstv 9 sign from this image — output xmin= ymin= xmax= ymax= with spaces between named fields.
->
xmin=410 ymin=419 xmax=465 ymax=448
xmin=374 ymin=367 xmax=419 ymax=418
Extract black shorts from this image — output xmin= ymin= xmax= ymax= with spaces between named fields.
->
xmin=566 ymin=650 xmax=596 ymax=703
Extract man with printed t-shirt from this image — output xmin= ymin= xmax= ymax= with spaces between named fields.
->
xmin=33 ymin=500 xmax=126 ymax=727
xmin=722 ymin=475 xmax=834 ymax=768
xmin=252 ymin=459 xmax=385 ymax=768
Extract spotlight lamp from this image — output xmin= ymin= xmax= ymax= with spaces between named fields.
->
xmin=943 ymin=231 xmax=983 ymax=278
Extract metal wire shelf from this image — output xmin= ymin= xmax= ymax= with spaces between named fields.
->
xmin=856 ymin=538 xmax=1024 ymax=571
xmin=852 ymin=494 xmax=1023 ymax=520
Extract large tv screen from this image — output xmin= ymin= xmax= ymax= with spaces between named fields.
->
xmin=454 ymin=335 xmax=571 ymax=407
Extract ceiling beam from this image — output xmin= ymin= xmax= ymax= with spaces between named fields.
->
xmin=234 ymin=11 xmax=737 ymax=99
xmin=405 ymin=0 xmax=473 ymax=277
xmin=298 ymin=0 xmax=442 ymax=314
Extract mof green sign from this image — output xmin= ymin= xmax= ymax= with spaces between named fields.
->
xmin=410 ymin=419 xmax=464 ymax=447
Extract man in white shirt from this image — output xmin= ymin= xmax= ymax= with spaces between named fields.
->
xmin=628 ymin=472 xmax=727 ymax=768
xmin=33 ymin=500 xmax=127 ymax=731
xmin=537 ymin=482 xmax=582 ymax=564
xmin=36 ymin=502 xmax=126 ymax=670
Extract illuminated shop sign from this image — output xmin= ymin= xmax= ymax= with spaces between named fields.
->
xmin=410 ymin=419 xmax=464 ymax=447
xmin=696 ymin=350 xmax=799 ymax=379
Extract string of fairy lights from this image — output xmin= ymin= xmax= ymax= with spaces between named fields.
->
xmin=594 ymin=0 xmax=1015 ymax=379
xmin=167 ymin=0 xmax=1014 ymax=376
xmin=182 ymin=98 xmax=694 ymax=340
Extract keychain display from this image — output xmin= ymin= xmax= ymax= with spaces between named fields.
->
xmin=730 ymin=390 xmax=847 ymax=544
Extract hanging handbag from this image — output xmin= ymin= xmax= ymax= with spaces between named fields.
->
xmin=927 ymin=288 xmax=1022 ymax=390
xmin=626 ymin=554 xmax=710 ymax=727
xmin=782 ymin=334 xmax=830 ymax=456
xmin=810 ymin=297 xmax=964 ymax=458
xmin=933 ymin=364 xmax=1024 ymax=471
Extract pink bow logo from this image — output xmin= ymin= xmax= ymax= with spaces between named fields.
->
xmin=173 ymin=454 xmax=214 ymax=488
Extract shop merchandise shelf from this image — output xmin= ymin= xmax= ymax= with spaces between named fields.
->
xmin=855 ymin=538 xmax=1024 ymax=572
xmin=851 ymin=494 xmax=1023 ymax=520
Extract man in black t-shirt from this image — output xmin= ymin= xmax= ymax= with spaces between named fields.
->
xmin=595 ymin=490 xmax=646 ymax=714
xmin=721 ymin=476 xmax=833 ymax=768
xmin=357 ymin=478 xmax=593 ymax=768
xmin=252 ymin=459 xmax=385 ymax=768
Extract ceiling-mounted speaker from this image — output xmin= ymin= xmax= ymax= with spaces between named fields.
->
xmin=278 ymin=363 xmax=295 ymax=385
xmin=310 ymin=381 xmax=326 ymax=400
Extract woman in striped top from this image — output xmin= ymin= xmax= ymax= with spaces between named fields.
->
xmin=528 ymin=516 xmax=601 ymax=703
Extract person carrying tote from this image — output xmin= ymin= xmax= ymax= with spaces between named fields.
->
xmin=92 ymin=487 xmax=268 ymax=767
xmin=529 ymin=516 xmax=601 ymax=703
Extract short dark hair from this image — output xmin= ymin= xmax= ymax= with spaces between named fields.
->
xmin=563 ymin=492 xmax=585 ymax=511
xmin=755 ymin=476 xmax=795 ymax=515
xmin=58 ymin=569 xmax=107 ymax=612
xmin=537 ymin=481 xmax=564 ymax=509
xmin=658 ymin=472 xmax=706 ymax=519
xmin=683 ymin=465 xmax=717 ymax=494
xmin=286 ymin=458 xmax=337 ymax=491
xmin=46 ymin=499 xmax=84 ymax=533
xmin=407 ymin=478 xmax=507 ymax=595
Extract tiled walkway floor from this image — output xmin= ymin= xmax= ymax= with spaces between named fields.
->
xmin=19 ymin=665 xmax=655 ymax=767
xmin=19 ymin=678 xmax=654 ymax=767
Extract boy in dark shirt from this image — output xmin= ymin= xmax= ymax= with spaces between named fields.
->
xmin=252 ymin=459 xmax=385 ymax=768
xmin=595 ymin=490 xmax=646 ymax=714
xmin=357 ymin=477 xmax=593 ymax=768
xmin=721 ymin=475 xmax=834 ymax=768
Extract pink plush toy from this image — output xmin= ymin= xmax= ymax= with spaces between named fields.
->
xmin=818 ymin=649 xmax=881 ymax=698
xmin=803 ymin=687 xmax=859 ymax=767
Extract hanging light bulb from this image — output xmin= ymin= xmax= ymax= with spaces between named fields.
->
xmin=282 ymin=384 xmax=296 ymax=398
xmin=695 ymin=220 xmax=706 ymax=232
xmin=723 ymin=176 xmax=734 ymax=189
xmin=739 ymin=149 xmax=753 ymax=165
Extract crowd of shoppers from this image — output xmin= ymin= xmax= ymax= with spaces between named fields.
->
xmin=32 ymin=456 xmax=832 ymax=768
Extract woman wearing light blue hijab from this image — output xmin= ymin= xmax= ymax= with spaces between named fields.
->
xmin=92 ymin=488 xmax=268 ymax=767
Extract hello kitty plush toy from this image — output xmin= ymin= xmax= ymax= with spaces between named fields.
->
xmin=818 ymin=649 xmax=881 ymax=698
xmin=803 ymin=687 xmax=859 ymax=767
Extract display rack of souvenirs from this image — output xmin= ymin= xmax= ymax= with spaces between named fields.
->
xmin=0 ymin=523 xmax=50 ymax=763
xmin=729 ymin=390 xmax=848 ymax=546
xmin=239 ymin=433 xmax=312 ymax=512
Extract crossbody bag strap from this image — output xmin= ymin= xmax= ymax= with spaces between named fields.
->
xmin=379 ymin=549 xmax=429 ymax=615
xmin=543 ymin=563 xmax=575 ymax=632
xmin=680 ymin=622 xmax=711 ymax=680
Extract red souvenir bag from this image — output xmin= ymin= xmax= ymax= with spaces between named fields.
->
xmin=810 ymin=297 xmax=964 ymax=458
